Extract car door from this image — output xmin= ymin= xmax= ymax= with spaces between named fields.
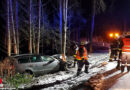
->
xmin=40 ymin=56 xmax=60 ymax=74
xmin=18 ymin=55 xmax=40 ymax=74
xmin=16 ymin=56 xmax=31 ymax=73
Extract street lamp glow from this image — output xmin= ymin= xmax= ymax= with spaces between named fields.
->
xmin=115 ymin=33 xmax=119 ymax=37
xmin=109 ymin=33 xmax=113 ymax=38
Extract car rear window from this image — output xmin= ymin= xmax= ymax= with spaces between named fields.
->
xmin=18 ymin=57 xmax=30 ymax=63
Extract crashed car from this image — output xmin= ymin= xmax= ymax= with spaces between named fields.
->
xmin=51 ymin=54 xmax=73 ymax=68
xmin=12 ymin=54 xmax=61 ymax=76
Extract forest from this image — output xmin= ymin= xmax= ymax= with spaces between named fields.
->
xmin=0 ymin=0 xmax=112 ymax=59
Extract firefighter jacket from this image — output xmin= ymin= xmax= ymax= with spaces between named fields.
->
xmin=122 ymin=37 xmax=130 ymax=52
xmin=110 ymin=39 xmax=119 ymax=50
xmin=76 ymin=47 xmax=88 ymax=60
xmin=117 ymin=37 xmax=124 ymax=50
xmin=73 ymin=47 xmax=79 ymax=58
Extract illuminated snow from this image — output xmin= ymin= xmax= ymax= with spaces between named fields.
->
xmin=109 ymin=71 xmax=130 ymax=90
xmin=18 ymin=53 xmax=120 ymax=90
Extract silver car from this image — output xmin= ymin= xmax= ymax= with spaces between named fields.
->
xmin=12 ymin=54 xmax=60 ymax=76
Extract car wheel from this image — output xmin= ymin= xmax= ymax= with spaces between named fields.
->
xmin=24 ymin=70 xmax=33 ymax=77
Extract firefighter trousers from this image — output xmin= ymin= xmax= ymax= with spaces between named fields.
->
xmin=77 ymin=59 xmax=89 ymax=75
xmin=73 ymin=58 xmax=77 ymax=67
xmin=116 ymin=50 xmax=122 ymax=69
xmin=110 ymin=50 xmax=118 ymax=61
xmin=118 ymin=50 xmax=122 ymax=59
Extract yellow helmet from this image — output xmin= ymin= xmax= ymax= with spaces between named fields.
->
xmin=80 ymin=41 xmax=85 ymax=45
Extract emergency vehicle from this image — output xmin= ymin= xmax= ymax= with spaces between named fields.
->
xmin=121 ymin=31 xmax=130 ymax=72
xmin=122 ymin=32 xmax=130 ymax=52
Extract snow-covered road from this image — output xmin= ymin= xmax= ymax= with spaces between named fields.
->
xmin=20 ymin=52 xmax=130 ymax=90
xmin=109 ymin=70 xmax=130 ymax=90
xmin=19 ymin=52 xmax=114 ymax=90
xmin=20 ymin=53 xmax=129 ymax=90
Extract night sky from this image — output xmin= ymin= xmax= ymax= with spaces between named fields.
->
xmin=0 ymin=0 xmax=130 ymax=37
xmin=70 ymin=0 xmax=130 ymax=39
xmin=94 ymin=0 xmax=130 ymax=35
xmin=79 ymin=0 xmax=130 ymax=36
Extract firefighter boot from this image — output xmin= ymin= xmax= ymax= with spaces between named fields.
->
xmin=84 ymin=65 xmax=89 ymax=73
xmin=127 ymin=66 xmax=130 ymax=72
xmin=121 ymin=66 xmax=125 ymax=73
xmin=116 ymin=60 xmax=120 ymax=70
xmin=76 ymin=72 xmax=80 ymax=76
xmin=114 ymin=56 xmax=117 ymax=61
xmin=77 ymin=68 xmax=81 ymax=76
xmin=109 ymin=58 xmax=113 ymax=62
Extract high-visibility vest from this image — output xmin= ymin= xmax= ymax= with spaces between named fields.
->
xmin=76 ymin=47 xmax=88 ymax=60
xmin=122 ymin=38 xmax=130 ymax=52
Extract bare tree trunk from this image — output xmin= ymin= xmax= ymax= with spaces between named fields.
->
xmin=32 ymin=26 xmax=36 ymax=54
xmin=14 ymin=0 xmax=19 ymax=54
xmin=89 ymin=0 xmax=96 ymax=53
xmin=36 ymin=0 xmax=41 ymax=54
xmin=7 ymin=0 xmax=11 ymax=56
xmin=59 ymin=0 xmax=62 ymax=53
xmin=10 ymin=0 xmax=17 ymax=54
xmin=29 ymin=0 xmax=32 ymax=54
xmin=65 ymin=0 xmax=68 ymax=54
xmin=62 ymin=0 xmax=68 ymax=59
xmin=62 ymin=0 xmax=64 ymax=55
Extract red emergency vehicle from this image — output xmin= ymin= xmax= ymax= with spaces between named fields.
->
xmin=122 ymin=32 xmax=130 ymax=52
xmin=121 ymin=32 xmax=130 ymax=72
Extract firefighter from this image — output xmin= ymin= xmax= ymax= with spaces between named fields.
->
xmin=72 ymin=44 xmax=79 ymax=67
xmin=109 ymin=38 xmax=119 ymax=61
xmin=116 ymin=36 xmax=124 ymax=69
xmin=121 ymin=34 xmax=130 ymax=72
xmin=76 ymin=42 xmax=89 ymax=76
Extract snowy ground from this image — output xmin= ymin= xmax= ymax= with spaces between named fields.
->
xmin=109 ymin=69 xmax=130 ymax=90
xmin=18 ymin=52 xmax=118 ymax=90
xmin=15 ymin=50 xmax=130 ymax=90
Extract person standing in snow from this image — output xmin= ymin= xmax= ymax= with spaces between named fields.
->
xmin=116 ymin=36 xmax=124 ymax=69
xmin=109 ymin=38 xmax=119 ymax=62
xmin=72 ymin=44 xmax=79 ymax=67
xmin=76 ymin=41 xmax=89 ymax=75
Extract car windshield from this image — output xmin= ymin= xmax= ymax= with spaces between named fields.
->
xmin=41 ymin=56 xmax=52 ymax=61
xmin=52 ymin=54 xmax=61 ymax=59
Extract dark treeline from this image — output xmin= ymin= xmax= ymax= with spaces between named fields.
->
xmin=0 ymin=0 xmax=114 ymax=59
xmin=0 ymin=0 xmax=88 ymax=59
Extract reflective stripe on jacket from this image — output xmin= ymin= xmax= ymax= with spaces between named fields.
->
xmin=122 ymin=38 xmax=130 ymax=52
xmin=76 ymin=47 xmax=88 ymax=60
xmin=73 ymin=50 xmax=78 ymax=58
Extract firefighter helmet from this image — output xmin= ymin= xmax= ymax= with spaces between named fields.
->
xmin=80 ymin=41 xmax=85 ymax=45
